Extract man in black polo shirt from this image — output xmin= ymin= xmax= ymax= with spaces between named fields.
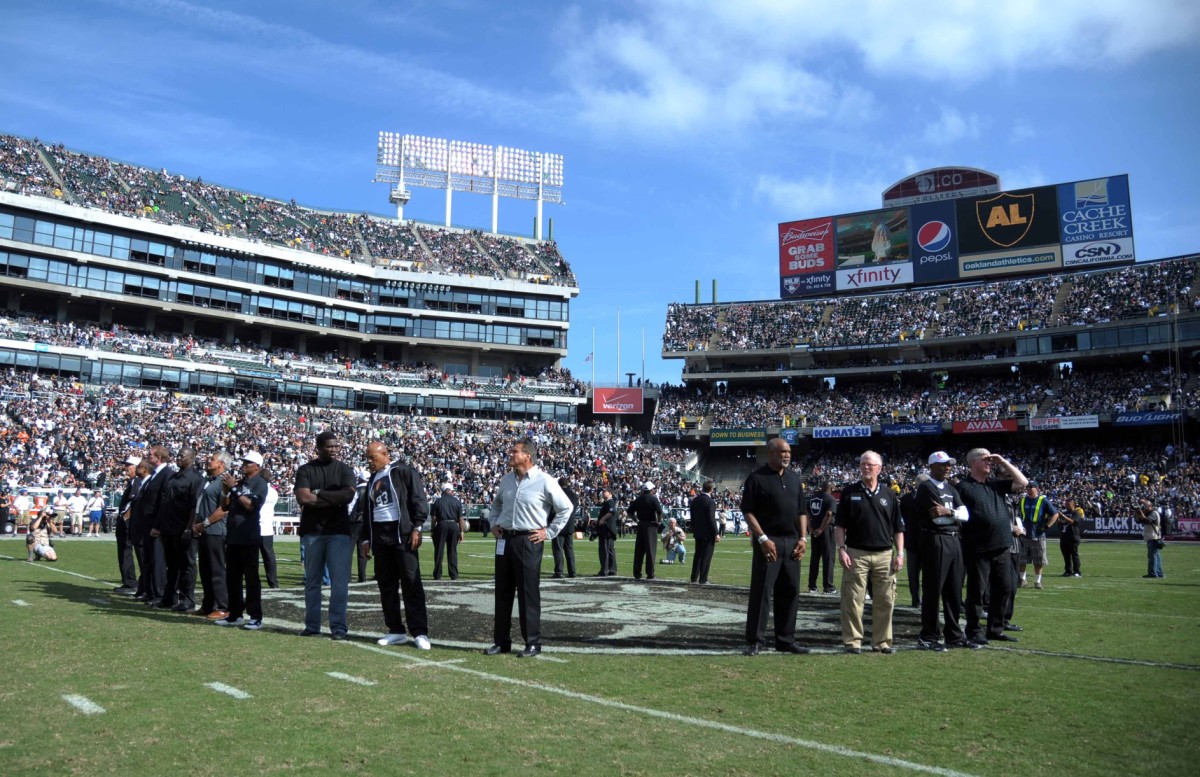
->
xmin=741 ymin=438 xmax=808 ymax=656
xmin=214 ymin=452 xmax=269 ymax=630
xmin=916 ymin=452 xmax=979 ymax=651
xmin=595 ymin=489 xmax=618 ymax=577
xmin=957 ymin=447 xmax=1028 ymax=644
xmin=835 ymin=450 xmax=905 ymax=654
xmin=628 ymin=482 xmax=664 ymax=580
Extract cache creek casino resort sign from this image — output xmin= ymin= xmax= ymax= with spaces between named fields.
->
xmin=777 ymin=171 xmax=1135 ymax=299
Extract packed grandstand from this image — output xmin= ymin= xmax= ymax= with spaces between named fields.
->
xmin=1 ymin=131 xmax=1197 ymax=539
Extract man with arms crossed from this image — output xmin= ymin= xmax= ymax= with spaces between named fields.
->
xmin=294 ymin=431 xmax=357 ymax=640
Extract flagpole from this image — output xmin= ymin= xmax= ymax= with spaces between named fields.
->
xmin=591 ymin=326 xmax=595 ymax=388
xmin=616 ymin=308 xmax=621 ymax=387
xmin=641 ymin=326 xmax=645 ymax=387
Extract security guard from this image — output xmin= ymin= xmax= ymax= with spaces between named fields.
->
xmin=431 ymin=482 xmax=466 ymax=580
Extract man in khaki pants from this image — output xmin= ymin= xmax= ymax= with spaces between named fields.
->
xmin=834 ymin=450 xmax=905 ymax=654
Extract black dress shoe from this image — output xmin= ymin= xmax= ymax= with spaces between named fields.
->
xmin=775 ymin=643 xmax=811 ymax=654
xmin=1004 ymin=623 xmax=1023 ymax=632
xmin=113 ymin=586 xmax=136 ymax=595
xmin=743 ymin=644 xmax=760 ymax=656
xmin=947 ymin=639 xmax=985 ymax=650
xmin=483 ymin=644 xmax=511 ymax=656
xmin=845 ymin=646 xmax=862 ymax=655
xmin=170 ymin=603 xmax=191 ymax=612
xmin=551 ymin=574 xmax=564 ymax=579
xmin=1061 ymin=572 xmax=1073 ymax=577
xmin=330 ymin=632 xmax=349 ymax=641
xmin=646 ymin=575 xmax=655 ymax=580
xmin=988 ymin=633 xmax=1019 ymax=642
xmin=518 ymin=644 xmax=542 ymax=658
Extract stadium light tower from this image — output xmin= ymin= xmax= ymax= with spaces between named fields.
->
xmin=373 ymin=132 xmax=563 ymax=238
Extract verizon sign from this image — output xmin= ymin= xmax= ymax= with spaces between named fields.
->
xmin=593 ymin=387 xmax=644 ymax=415
xmin=952 ymin=419 xmax=1018 ymax=434
xmin=883 ymin=167 xmax=1001 ymax=208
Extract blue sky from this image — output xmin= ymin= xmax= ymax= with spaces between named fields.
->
xmin=2 ymin=0 xmax=1198 ymax=386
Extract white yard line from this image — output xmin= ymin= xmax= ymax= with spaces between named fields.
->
xmin=326 ymin=672 xmax=377 ymax=686
xmin=345 ymin=642 xmax=980 ymax=777
xmin=205 ymin=682 xmax=252 ymax=699
xmin=12 ymin=599 xmax=30 ymax=606
xmin=62 ymin=694 xmax=105 ymax=714
xmin=987 ymin=646 xmax=1200 ymax=671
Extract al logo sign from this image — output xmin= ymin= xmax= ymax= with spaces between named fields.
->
xmin=976 ymin=192 xmax=1036 ymax=248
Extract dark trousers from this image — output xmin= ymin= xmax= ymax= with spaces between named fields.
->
xmin=259 ymin=536 xmax=278 ymax=588
xmin=633 ymin=522 xmax=658 ymax=578
xmin=160 ymin=533 xmax=194 ymax=608
xmin=198 ymin=533 xmax=228 ymax=613
xmin=691 ymin=537 xmax=716 ymax=583
xmin=965 ymin=548 xmax=1013 ymax=641
xmin=226 ymin=543 xmax=262 ymax=621
xmin=552 ymin=518 xmax=576 ymax=577
xmin=493 ymin=533 xmax=544 ymax=648
xmin=598 ymin=535 xmax=617 ymax=575
xmin=349 ymin=522 xmax=368 ymax=582
xmin=745 ymin=536 xmax=801 ymax=648
xmin=115 ymin=518 xmax=137 ymax=588
xmin=1005 ymin=550 xmax=1019 ymax=622
xmin=374 ymin=531 xmax=428 ymax=636
xmin=919 ymin=533 xmax=964 ymax=643
xmin=135 ymin=537 xmax=165 ymax=601
xmin=807 ymin=530 xmax=837 ymax=591
xmin=1060 ymin=535 xmax=1081 ymax=575
xmin=905 ymin=530 xmax=922 ymax=605
xmin=432 ymin=521 xmax=461 ymax=580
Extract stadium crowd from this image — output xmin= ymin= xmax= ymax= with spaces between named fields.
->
xmin=0 ymin=134 xmax=576 ymax=286
xmin=664 ymin=257 xmax=1198 ymax=352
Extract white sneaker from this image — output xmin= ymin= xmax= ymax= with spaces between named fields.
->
xmin=214 ymin=616 xmax=245 ymax=627
xmin=414 ymin=635 xmax=431 ymax=651
xmin=377 ymin=633 xmax=409 ymax=646
xmin=243 ymin=619 xmax=263 ymax=630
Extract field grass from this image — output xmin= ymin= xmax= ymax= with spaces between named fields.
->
xmin=1 ymin=535 xmax=1197 ymax=776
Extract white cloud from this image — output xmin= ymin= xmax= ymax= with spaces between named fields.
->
xmin=560 ymin=0 xmax=1199 ymax=139
xmin=754 ymin=173 xmax=892 ymax=218
xmin=923 ymin=109 xmax=982 ymax=146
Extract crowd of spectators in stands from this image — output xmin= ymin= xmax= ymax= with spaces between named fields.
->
xmin=0 ymin=373 xmax=691 ymax=520
xmin=0 ymin=134 xmax=577 ymax=287
xmin=654 ymin=365 xmax=1193 ymax=432
xmin=663 ymin=258 xmax=1198 ymax=353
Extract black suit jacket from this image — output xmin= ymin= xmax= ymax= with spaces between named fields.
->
xmin=130 ymin=466 xmax=171 ymax=542
xmin=156 ymin=464 xmax=204 ymax=536
xmin=689 ymin=493 xmax=718 ymax=541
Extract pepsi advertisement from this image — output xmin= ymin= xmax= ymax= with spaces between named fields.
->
xmin=910 ymin=200 xmax=960 ymax=283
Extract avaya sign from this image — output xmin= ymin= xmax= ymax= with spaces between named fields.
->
xmin=952 ymin=419 xmax=1017 ymax=434
xmin=593 ymin=387 xmax=644 ymax=415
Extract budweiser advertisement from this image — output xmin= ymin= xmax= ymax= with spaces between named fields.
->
xmin=592 ymin=387 xmax=644 ymax=415
xmin=952 ymin=419 xmax=1018 ymax=434
xmin=779 ymin=217 xmax=835 ymax=297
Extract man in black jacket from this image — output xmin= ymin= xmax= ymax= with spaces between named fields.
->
xmin=689 ymin=481 xmax=719 ymax=585
xmin=805 ymin=480 xmax=838 ymax=595
xmin=595 ymin=489 xmax=618 ymax=576
xmin=132 ymin=446 xmax=172 ymax=606
xmin=957 ymin=447 xmax=1028 ymax=645
xmin=431 ymin=482 xmax=466 ymax=580
xmin=112 ymin=455 xmax=141 ymax=595
xmin=362 ymin=441 xmax=431 ymax=649
xmin=628 ymin=482 xmax=664 ymax=580
xmin=153 ymin=447 xmax=204 ymax=611
xmin=552 ymin=477 xmax=579 ymax=578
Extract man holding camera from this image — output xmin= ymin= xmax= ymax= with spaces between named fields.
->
xmin=1135 ymin=499 xmax=1164 ymax=579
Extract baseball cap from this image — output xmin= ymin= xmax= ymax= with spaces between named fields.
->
xmin=441 ymin=482 xmax=454 ymax=492
xmin=642 ymin=481 xmax=656 ymax=491
xmin=242 ymin=451 xmax=264 ymax=467
xmin=928 ymin=451 xmax=956 ymax=466
xmin=125 ymin=455 xmax=141 ymax=466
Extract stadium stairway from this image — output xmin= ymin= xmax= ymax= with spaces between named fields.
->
xmin=467 ymin=233 xmax=508 ymax=277
xmin=1050 ymin=280 xmax=1073 ymax=325
xmin=33 ymin=145 xmax=71 ymax=202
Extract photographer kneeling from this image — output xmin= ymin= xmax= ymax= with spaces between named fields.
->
xmin=26 ymin=508 xmax=58 ymax=562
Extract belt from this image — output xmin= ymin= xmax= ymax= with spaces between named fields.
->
xmin=929 ymin=530 xmax=959 ymax=537
xmin=500 ymin=529 xmax=532 ymax=537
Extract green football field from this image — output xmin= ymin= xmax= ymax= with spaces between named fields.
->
xmin=1 ymin=536 xmax=1197 ymax=776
